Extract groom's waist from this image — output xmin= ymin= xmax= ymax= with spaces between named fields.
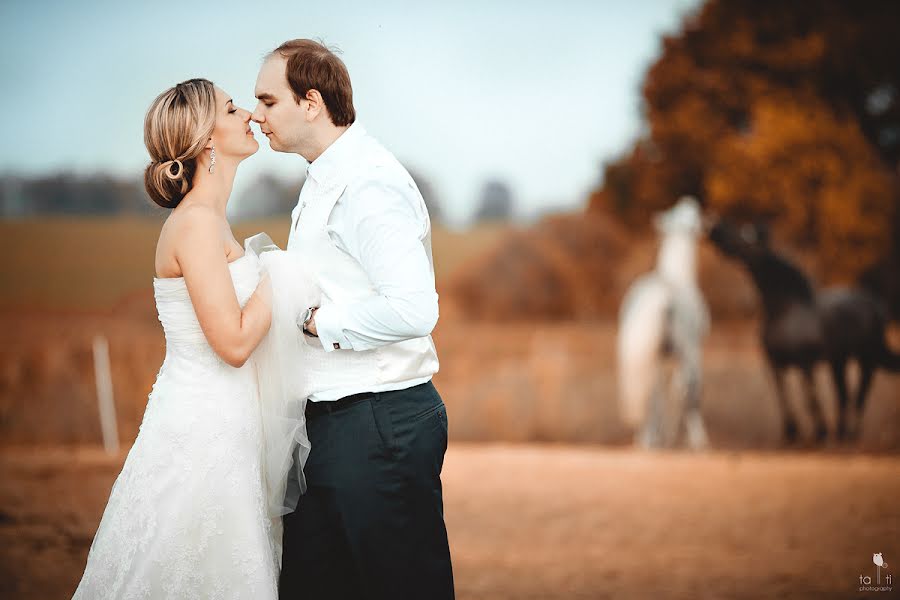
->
xmin=305 ymin=391 xmax=374 ymax=420
xmin=307 ymin=373 xmax=435 ymax=402
xmin=305 ymin=379 xmax=436 ymax=421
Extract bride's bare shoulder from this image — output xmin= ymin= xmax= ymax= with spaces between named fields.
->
xmin=155 ymin=204 xmax=223 ymax=277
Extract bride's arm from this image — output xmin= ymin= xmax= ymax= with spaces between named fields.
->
xmin=174 ymin=206 xmax=272 ymax=368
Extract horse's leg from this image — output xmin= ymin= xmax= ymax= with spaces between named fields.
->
xmin=653 ymin=360 xmax=681 ymax=448
xmin=850 ymin=361 xmax=875 ymax=441
xmin=773 ymin=367 xmax=798 ymax=444
xmin=680 ymin=347 xmax=708 ymax=450
xmin=684 ymin=381 xmax=709 ymax=450
xmin=829 ymin=357 xmax=850 ymax=441
xmin=661 ymin=361 xmax=684 ymax=448
xmin=803 ymin=367 xmax=828 ymax=444
xmin=638 ymin=373 xmax=665 ymax=449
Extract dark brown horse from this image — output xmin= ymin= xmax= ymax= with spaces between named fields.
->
xmin=709 ymin=219 xmax=900 ymax=443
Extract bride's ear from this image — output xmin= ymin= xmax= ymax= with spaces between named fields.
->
xmin=204 ymin=137 xmax=214 ymax=150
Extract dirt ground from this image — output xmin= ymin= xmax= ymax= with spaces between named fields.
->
xmin=1 ymin=443 xmax=897 ymax=599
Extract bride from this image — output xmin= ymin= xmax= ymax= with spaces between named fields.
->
xmin=73 ymin=78 xmax=314 ymax=599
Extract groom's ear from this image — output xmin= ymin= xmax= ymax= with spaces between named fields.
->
xmin=304 ymin=89 xmax=325 ymax=122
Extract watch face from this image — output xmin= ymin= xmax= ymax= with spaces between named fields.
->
xmin=298 ymin=308 xmax=311 ymax=330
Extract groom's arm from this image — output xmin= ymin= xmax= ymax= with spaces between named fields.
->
xmin=310 ymin=176 xmax=438 ymax=352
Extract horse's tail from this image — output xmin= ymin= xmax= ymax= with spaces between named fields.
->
xmin=617 ymin=276 xmax=669 ymax=427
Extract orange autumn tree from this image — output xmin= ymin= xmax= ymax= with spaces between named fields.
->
xmin=589 ymin=0 xmax=900 ymax=284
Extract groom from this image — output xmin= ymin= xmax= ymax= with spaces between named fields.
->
xmin=252 ymin=39 xmax=454 ymax=599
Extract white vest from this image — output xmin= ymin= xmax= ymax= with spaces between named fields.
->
xmin=286 ymin=149 xmax=439 ymax=401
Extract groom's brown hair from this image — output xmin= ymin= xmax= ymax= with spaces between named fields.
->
xmin=271 ymin=39 xmax=356 ymax=127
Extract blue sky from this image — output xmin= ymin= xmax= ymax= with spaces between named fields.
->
xmin=0 ymin=0 xmax=698 ymax=225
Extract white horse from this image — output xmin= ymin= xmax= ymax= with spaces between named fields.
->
xmin=617 ymin=196 xmax=710 ymax=449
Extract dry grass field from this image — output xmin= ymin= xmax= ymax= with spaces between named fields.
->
xmin=3 ymin=311 xmax=899 ymax=449
xmin=0 ymin=216 xmax=508 ymax=312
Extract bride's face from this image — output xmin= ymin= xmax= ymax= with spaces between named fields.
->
xmin=209 ymin=86 xmax=258 ymax=161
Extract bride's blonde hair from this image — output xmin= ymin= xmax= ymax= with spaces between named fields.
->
xmin=143 ymin=78 xmax=216 ymax=208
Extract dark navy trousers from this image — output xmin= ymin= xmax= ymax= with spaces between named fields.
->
xmin=279 ymin=381 xmax=454 ymax=600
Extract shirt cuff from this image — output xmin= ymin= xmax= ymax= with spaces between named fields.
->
xmin=313 ymin=304 xmax=351 ymax=352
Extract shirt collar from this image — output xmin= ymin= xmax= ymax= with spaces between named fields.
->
xmin=306 ymin=121 xmax=365 ymax=184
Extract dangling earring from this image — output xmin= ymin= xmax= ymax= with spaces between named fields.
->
xmin=208 ymin=144 xmax=217 ymax=174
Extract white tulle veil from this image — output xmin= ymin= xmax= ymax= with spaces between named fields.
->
xmin=244 ymin=233 xmax=317 ymax=545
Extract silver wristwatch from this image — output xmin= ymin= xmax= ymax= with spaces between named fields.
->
xmin=299 ymin=307 xmax=318 ymax=337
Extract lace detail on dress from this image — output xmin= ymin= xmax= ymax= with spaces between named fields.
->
xmin=165 ymin=341 xmax=227 ymax=371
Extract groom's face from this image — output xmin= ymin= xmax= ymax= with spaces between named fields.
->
xmin=252 ymin=56 xmax=309 ymax=154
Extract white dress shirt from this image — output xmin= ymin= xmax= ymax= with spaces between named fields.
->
xmin=287 ymin=123 xmax=440 ymax=401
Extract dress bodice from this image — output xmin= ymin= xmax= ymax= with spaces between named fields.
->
xmin=152 ymin=251 xmax=260 ymax=369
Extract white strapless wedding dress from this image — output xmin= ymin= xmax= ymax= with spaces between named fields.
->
xmin=73 ymin=236 xmax=315 ymax=600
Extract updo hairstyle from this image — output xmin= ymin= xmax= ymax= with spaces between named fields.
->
xmin=143 ymin=78 xmax=216 ymax=208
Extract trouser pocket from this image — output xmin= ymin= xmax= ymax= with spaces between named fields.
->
xmin=368 ymin=398 xmax=396 ymax=456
